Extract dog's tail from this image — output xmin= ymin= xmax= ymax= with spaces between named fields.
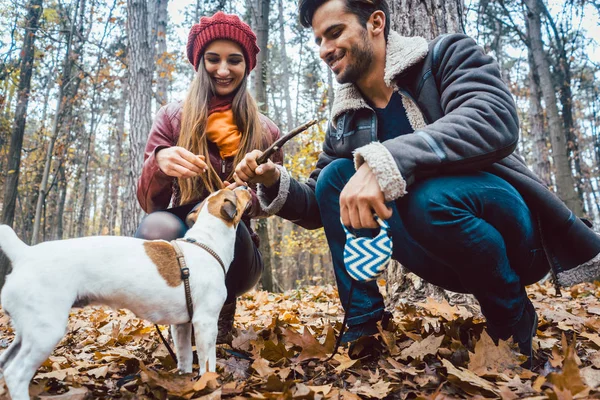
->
xmin=0 ymin=224 xmax=28 ymax=263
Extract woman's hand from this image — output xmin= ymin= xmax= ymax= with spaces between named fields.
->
xmin=233 ymin=150 xmax=280 ymax=187
xmin=156 ymin=147 xmax=208 ymax=178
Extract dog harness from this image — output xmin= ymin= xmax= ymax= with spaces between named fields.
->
xmin=154 ymin=238 xmax=226 ymax=365
xmin=171 ymin=238 xmax=226 ymax=321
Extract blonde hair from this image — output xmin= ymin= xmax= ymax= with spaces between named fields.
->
xmin=177 ymin=56 xmax=265 ymax=204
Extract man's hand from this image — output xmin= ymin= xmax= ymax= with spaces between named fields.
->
xmin=156 ymin=147 xmax=207 ymax=178
xmin=340 ymin=163 xmax=392 ymax=229
xmin=233 ymin=149 xmax=280 ymax=187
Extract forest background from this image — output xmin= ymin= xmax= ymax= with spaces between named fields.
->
xmin=0 ymin=0 xmax=599 ymax=295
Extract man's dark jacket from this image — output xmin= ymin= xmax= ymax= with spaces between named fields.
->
xmin=258 ymin=31 xmax=600 ymax=287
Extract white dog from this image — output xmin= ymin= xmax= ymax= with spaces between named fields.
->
xmin=0 ymin=187 xmax=251 ymax=400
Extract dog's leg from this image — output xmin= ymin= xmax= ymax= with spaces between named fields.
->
xmin=192 ymin=314 xmax=218 ymax=375
xmin=3 ymin=330 xmax=62 ymax=400
xmin=0 ymin=334 xmax=21 ymax=375
xmin=172 ymin=323 xmax=193 ymax=373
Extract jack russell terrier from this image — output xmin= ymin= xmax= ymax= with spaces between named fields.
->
xmin=0 ymin=187 xmax=251 ymax=400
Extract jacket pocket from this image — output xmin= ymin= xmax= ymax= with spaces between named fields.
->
xmin=328 ymin=114 xmax=374 ymax=158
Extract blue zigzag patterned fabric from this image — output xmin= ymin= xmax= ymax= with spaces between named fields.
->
xmin=342 ymin=216 xmax=393 ymax=282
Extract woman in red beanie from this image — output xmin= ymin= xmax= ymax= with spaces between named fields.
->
xmin=135 ymin=12 xmax=283 ymax=344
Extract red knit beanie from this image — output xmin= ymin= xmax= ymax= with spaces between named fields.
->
xmin=187 ymin=12 xmax=260 ymax=72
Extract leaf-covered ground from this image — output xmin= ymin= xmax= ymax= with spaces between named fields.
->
xmin=1 ymin=281 xmax=600 ymax=399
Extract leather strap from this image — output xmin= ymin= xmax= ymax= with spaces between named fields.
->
xmin=176 ymin=237 xmax=227 ymax=276
xmin=171 ymin=240 xmax=194 ymax=321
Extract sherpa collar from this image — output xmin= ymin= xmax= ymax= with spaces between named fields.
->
xmin=330 ymin=30 xmax=428 ymax=123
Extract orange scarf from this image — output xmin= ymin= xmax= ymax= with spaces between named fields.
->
xmin=206 ymin=109 xmax=242 ymax=159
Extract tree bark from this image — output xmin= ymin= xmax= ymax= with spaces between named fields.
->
xmin=389 ymin=0 xmax=464 ymax=39
xmin=32 ymin=0 xmax=86 ymax=244
xmin=2 ymin=0 xmax=43 ymax=227
xmin=384 ymin=0 xmax=478 ymax=307
xmin=123 ymin=0 xmax=158 ymax=236
xmin=250 ymin=0 xmax=274 ymax=291
xmin=526 ymin=51 xmax=551 ymax=187
xmin=155 ymin=0 xmax=170 ymax=108
xmin=251 ymin=0 xmax=271 ymax=111
xmin=0 ymin=0 xmax=43 ymax=290
xmin=524 ymin=0 xmax=583 ymax=215
xmin=277 ymin=0 xmax=293 ymax=131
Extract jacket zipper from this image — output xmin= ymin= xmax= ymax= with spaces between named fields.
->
xmin=221 ymin=159 xmax=226 ymax=175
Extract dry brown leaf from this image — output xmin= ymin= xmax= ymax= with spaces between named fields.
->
xmin=260 ymin=339 xmax=294 ymax=362
xmin=351 ymin=380 xmax=392 ymax=399
xmin=283 ymin=327 xmax=328 ymax=361
xmin=231 ymin=329 xmax=258 ymax=352
xmin=192 ymin=372 xmax=220 ymax=392
xmin=442 ymin=358 xmax=501 ymax=397
xmin=251 ymin=357 xmax=275 ymax=377
xmin=333 ymin=353 xmax=358 ymax=374
xmin=84 ymin=366 xmax=109 ymax=378
xmin=417 ymin=298 xmax=471 ymax=320
xmin=400 ymin=334 xmax=444 ymax=361
xmin=580 ymin=331 xmax=600 ymax=348
xmin=140 ymin=364 xmax=196 ymax=397
xmin=468 ymin=331 xmax=522 ymax=376
xmin=35 ymin=368 xmax=79 ymax=381
xmin=37 ymin=387 xmax=90 ymax=400
xmin=580 ymin=366 xmax=600 ymax=389
xmin=308 ymin=384 xmax=333 ymax=395
xmin=546 ymin=335 xmax=588 ymax=395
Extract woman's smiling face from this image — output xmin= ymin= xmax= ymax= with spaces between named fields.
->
xmin=203 ymin=40 xmax=247 ymax=96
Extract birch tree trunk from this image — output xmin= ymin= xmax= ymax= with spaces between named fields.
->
xmin=524 ymin=0 xmax=583 ymax=215
xmin=0 ymin=0 xmax=43 ymax=289
xmin=123 ymin=0 xmax=158 ymax=236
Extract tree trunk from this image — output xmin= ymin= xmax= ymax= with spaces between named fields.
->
xmin=112 ymin=77 xmax=128 ymax=235
xmin=2 ymin=0 xmax=43 ymax=227
xmin=250 ymin=0 xmax=275 ymax=291
xmin=526 ymin=51 xmax=551 ymax=187
xmin=55 ymin=165 xmax=67 ymax=240
xmin=32 ymin=0 xmax=85 ymax=244
xmin=524 ymin=0 xmax=583 ymax=215
xmin=383 ymin=0 xmax=478 ymax=306
xmin=251 ymin=0 xmax=270 ymax=111
xmin=123 ymin=0 xmax=158 ymax=236
xmin=389 ymin=0 xmax=464 ymax=39
xmin=155 ymin=0 xmax=169 ymax=108
xmin=277 ymin=0 xmax=293 ymax=130
xmin=0 ymin=0 xmax=43 ymax=290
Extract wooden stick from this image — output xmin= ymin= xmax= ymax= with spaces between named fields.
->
xmin=256 ymin=119 xmax=318 ymax=165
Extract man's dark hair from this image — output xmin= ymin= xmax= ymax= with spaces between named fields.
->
xmin=298 ymin=0 xmax=391 ymax=40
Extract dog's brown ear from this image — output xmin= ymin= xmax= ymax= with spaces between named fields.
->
xmin=220 ymin=198 xmax=237 ymax=222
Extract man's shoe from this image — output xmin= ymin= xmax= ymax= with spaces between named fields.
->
xmin=341 ymin=310 xmax=392 ymax=344
xmin=216 ymin=300 xmax=236 ymax=345
xmin=512 ymin=299 xmax=538 ymax=369
xmin=488 ymin=299 xmax=538 ymax=369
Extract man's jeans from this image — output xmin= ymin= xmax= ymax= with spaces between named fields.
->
xmin=315 ymin=159 xmax=549 ymax=337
